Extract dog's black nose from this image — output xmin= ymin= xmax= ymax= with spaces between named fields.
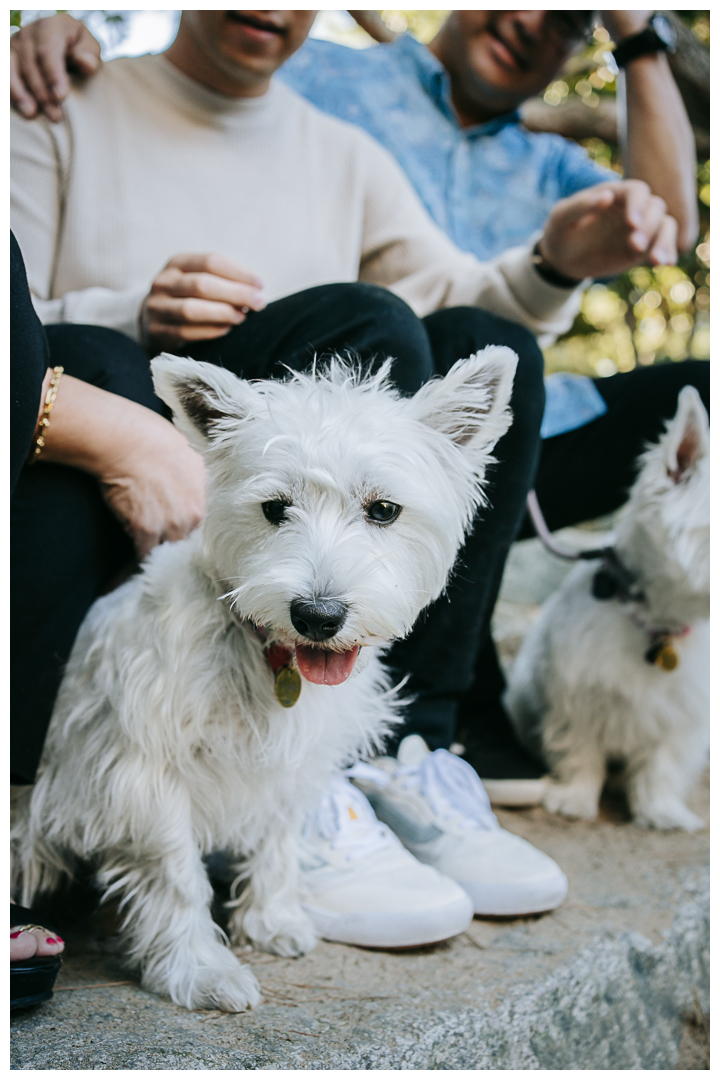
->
xmin=290 ymin=598 xmax=348 ymax=642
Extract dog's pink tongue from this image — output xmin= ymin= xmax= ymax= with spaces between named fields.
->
xmin=295 ymin=645 xmax=360 ymax=686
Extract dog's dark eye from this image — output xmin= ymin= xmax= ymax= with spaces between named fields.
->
xmin=262 ymin=501 xmax=290 ymax=525
xmin=366 ymin=500 xmax=402 ymax=525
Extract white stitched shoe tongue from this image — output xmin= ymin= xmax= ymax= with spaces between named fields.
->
xmin=295 ymin=644 xmax=360 ymax=685
xmin=397 ymin=734 xmax=431 ymax=766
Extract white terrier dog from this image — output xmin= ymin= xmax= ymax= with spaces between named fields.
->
xmin=507 ymin=386 xmax=709 ymax=832
xmin=13 ymin=349 xmax=516 ymax=1012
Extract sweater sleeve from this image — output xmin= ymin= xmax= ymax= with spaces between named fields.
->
xmin=10 ymin=110 xmax=146 ymax=340
xmin=356 ymin=133 xmax=585 ymax=346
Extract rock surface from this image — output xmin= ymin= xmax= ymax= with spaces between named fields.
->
xmin=11 ymin=774 xmax=709 ymax=1070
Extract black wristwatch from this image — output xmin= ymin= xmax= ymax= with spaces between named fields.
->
xmin=610 ymin=13 xmax=677 ymax=70
xmin=531 ymin=241 xmax=582 ymax=289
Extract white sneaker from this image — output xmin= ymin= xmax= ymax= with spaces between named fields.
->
xmin=300 ymin=775 xmax=474 ymax=948
xmin=350 ymin=736 xmax=568 ymax=917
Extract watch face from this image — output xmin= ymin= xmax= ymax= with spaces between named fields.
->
xmin=651 ymin=14 xmax=677 ymax=51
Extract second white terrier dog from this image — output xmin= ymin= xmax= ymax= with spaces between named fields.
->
xmin=13 ymin=348 xmax=516 ymax=1012
xmin=507 ymin=386 xmax=709 ymax=832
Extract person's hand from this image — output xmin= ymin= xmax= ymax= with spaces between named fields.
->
xmin=538 ymin=180 xmax=677 ymax=282
xmin=599 ymin=11 xmax=652 ymax=43
xmin=37 ymin=371 xmax=206 ymax=560
xmin=141 ymin=254 xmax=267 ymax=351
xmin=10 ymin=13 xmax=100 ymax=122
xmin=97 ymin=409 xmax=207 ymax=560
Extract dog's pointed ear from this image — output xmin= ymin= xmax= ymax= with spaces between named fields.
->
xmin=407 ymin=346 xmax=517 ymax=453
xmin=664 ymin=385 xmax=709 ymax=483
xmin=151 ymin=354 xmax=256 ymax=449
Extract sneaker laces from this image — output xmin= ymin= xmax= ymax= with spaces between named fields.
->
xmin=302 ymin=775 xmax=397 ymax=863
xmin=352 ymin=750 xmax=498 ymax=833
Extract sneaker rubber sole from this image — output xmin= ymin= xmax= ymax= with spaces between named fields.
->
xmin=304 ymin=892 xmax=473 ymax=949
xmin=480 ymin=776 xmax=549 ymax=808
xmin=459 ymin=870 xmax=568 ymax=917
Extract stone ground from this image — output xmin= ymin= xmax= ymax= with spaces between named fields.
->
xmin=11 ymin=533 xmax=710 ymax=1070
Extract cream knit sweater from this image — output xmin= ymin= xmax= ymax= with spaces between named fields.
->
xmin=11 ymin=53 xmax=582 ymax=344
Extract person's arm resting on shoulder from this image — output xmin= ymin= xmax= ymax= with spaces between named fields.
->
xmin=10 ymin=12 xmax=101 ymax=121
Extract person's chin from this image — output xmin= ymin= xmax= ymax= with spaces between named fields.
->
xmin=473 ymin=37 xmax=528 ymax=90
xmin=221 ymin=45 xmax=286 ymax=78
xmin=221 ymin=24 xmax=287 ymax=64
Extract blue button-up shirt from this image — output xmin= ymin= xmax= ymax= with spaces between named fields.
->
xmin=281 ymin=34 xmax=613 ymax=437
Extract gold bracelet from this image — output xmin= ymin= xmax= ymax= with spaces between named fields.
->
xmin=27 ymin=365 xmax=64 ymax=464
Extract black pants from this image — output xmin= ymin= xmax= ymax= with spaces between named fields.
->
xmin=10 ymin=237 xmax=165 ymax=782
xmin=11 ymin=261 xmax=543 ymax=780
xmin=457 ymin=358 xmax=710 ymax=754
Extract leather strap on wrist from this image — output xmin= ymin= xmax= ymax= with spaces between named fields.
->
xmin=531 ymin=241 xmax=582 ymax=289
xmin=611 ymin=14 xmax=677 ymax=70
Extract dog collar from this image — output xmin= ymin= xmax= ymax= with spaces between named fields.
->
xmin=219 ymin=586 xmax=302 ymax=709
xmin=249 ymin=623 xmax=302 ymax=709
xmin=525 ymin=491 xmax=690 ymax=672
xmin=628 ymin=613 xmax=691 ymax=672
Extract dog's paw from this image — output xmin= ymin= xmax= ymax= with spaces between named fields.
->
xmin=241 ymin=908 xmax=317 ymax=958
xmin=146 ymin=944 xmax=262 ymax=1013
xmin=543 ymin=781 xmax=599 ymax=820
xmin=197 ymin=965 xmax=262 ymax=1013
xmin=633 ymin=801 xmax=704 ymax=832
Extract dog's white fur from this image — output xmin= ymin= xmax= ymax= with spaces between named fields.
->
xmin=507 ymin=386 xmax=709 ymax=831
xmin=12 ymin=349 xmax=516 ymax=1012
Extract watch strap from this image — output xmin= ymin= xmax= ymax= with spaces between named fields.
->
xmin=531 ymin=241 xmax=582 ymax=289
xmin=612 ymin=17 xmax=675 ymax=69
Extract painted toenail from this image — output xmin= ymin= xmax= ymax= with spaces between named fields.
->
xmin=45 ymin=937 xmax=58 ymax=945
xmin=10 ymin=931 xmax=23 ymax=939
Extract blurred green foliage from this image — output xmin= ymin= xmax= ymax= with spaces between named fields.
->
xmin=542 ymin=13 xmax=710 ymax=376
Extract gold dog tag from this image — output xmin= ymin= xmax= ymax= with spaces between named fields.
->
xmin=274 ymin=666 xmax=302 ymax=708
xmin=655 ymin=641 xmax=679 ymax=672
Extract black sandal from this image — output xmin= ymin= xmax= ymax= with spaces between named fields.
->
xmin=10 ymin=903 xmax=63 ymax=1011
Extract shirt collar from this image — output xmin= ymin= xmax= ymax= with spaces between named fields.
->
xmin=142 ymin=54 xmax=286 ymax=131
xmin=390 ymin=33 xmax=521 ymax=137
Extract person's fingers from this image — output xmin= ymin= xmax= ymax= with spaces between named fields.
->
xmin=12 ymin=29 xmax=56 ymax=110
xmin=615 ymin=178 xmax=654 ymax=232
xmin=146 ymin=294 xmax=248 ymax=327
xmin=549 ymin=183 xmax=618 ymax=229
xmin=165 ymin=252 xmax=263 ymax=288
xmin=160 ymin=514 xmax=203 ymax=546
xmin=10 ymin=50 xmax=39 ymax=118
xmin=12 ymin=28 xmax=64 ymax=121
xmin=648 ymin=214 xmax=678 ymax=266
xmin=131 ymin=526 xmax=159 ymax=562
xmin=150 ymin=322 xmax=242 ymax=345
xmin=628 ymin=194 xmax=667 ymax=253
xmin=160 ymin=269 xmax=266 ymax=311
xmin=143 ymin=318 xmax=242 ymax=350
xmin=67 ymin=23 xmax=101 ymax=75
xmin=34 ymin=17 xmax=77 ymax=104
